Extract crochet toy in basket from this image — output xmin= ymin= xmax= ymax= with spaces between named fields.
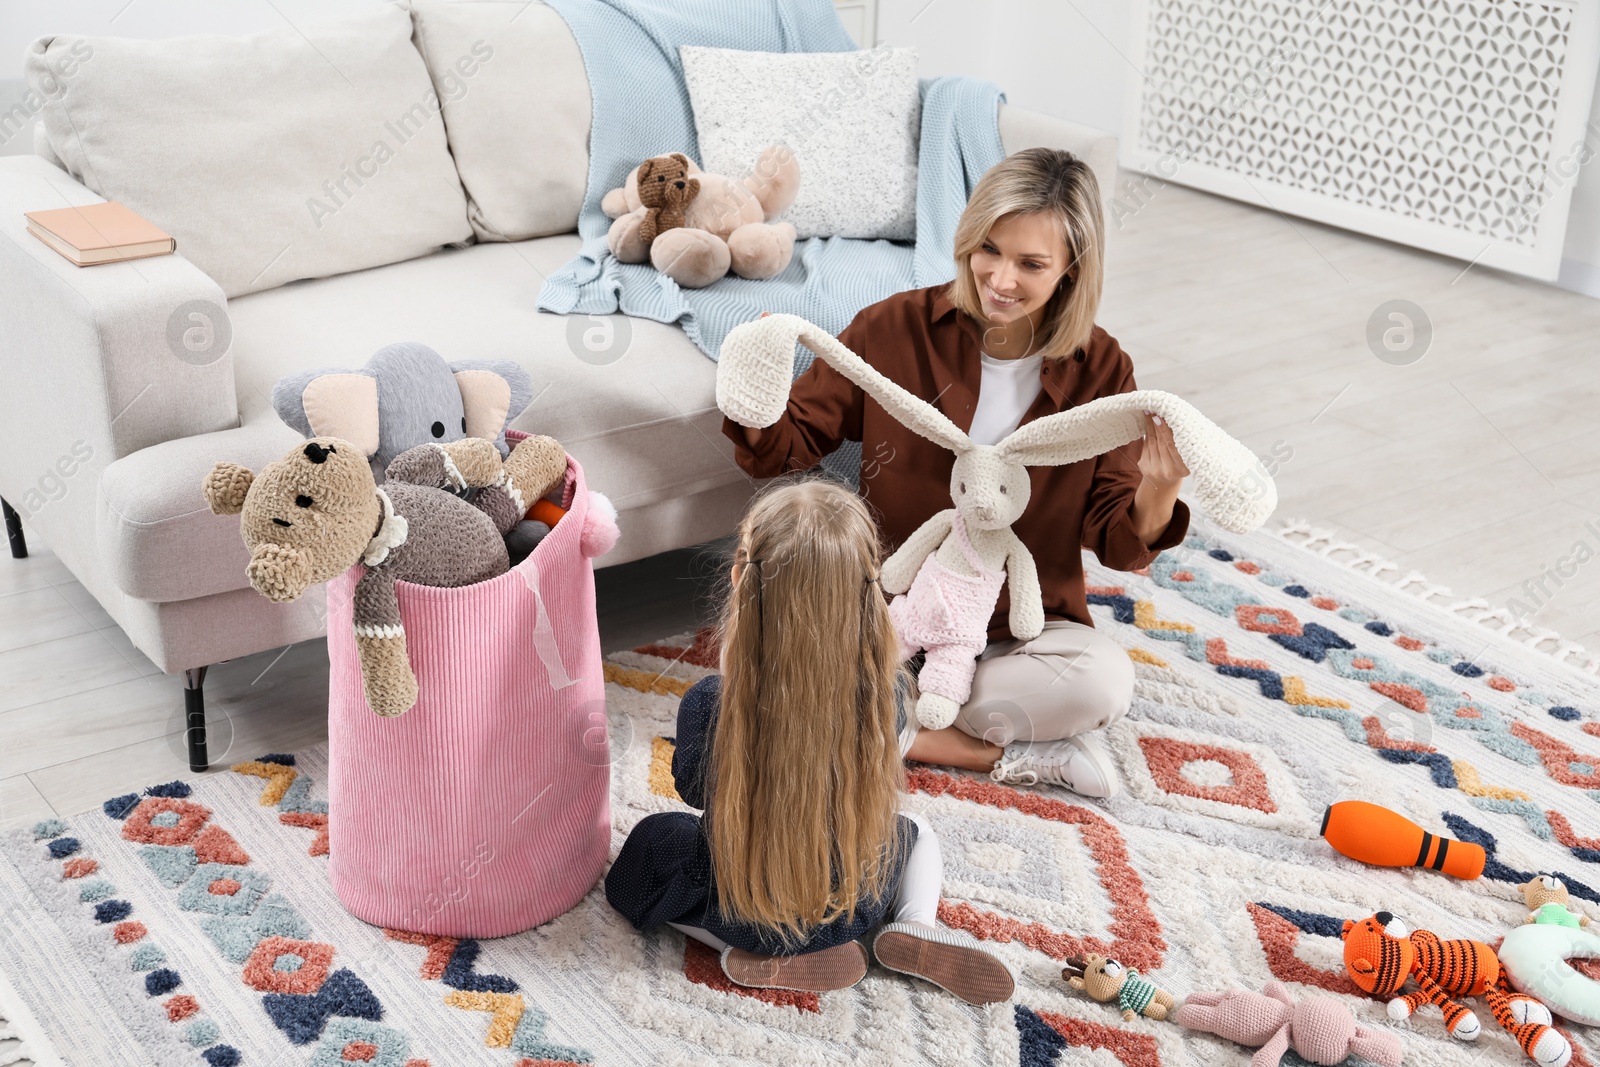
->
xmin=202 ymin=343 xmax=620 ymax=937
xmin=716 ymin=312 xmax=1278 ymax=729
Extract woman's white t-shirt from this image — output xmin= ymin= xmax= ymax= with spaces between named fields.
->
xmin=968 ymin=351 xmax=1045 ymax=446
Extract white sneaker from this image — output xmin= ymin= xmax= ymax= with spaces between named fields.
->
xmin=989 ymin=733 xmax=1121 ymax=798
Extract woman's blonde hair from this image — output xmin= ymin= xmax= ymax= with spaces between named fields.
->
xmin=947 ymin=147 xmax=1105 ymax=358
xmin=707 ymin=477 xmax=906 ymax=946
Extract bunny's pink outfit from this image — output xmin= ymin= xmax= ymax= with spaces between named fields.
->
xmin=889 ymin=511 xmax=1005 ymax=705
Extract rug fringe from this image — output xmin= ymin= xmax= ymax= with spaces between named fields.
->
xmin=0 ymin=951 xmax=58 ymax=1067
xmin=1272 ymin=518 xmax=1599 ymax=676
xmin=0 ymin=1014 xmax=39 ymax=1067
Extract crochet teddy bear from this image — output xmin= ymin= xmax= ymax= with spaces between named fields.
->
xmin=717 ymin=312 xmax=1277 ymax=728
xmin=203 ymin=434 xmax=567 ymax=716
xmin=1522 ymin=874 xmax=1591 ymax=928
xmin=601 ymin=146 xmax=800 ymax=288
xmin=1342 ymin=911 xmax=1570 ymax=1066
xmin=1062 ymin=955 xmax=1174 ymax=1022
xmin=1177 ymin=981 xmax=1403 ymax=1067
xmin=634 ymin=152 xmax=700 ymax=246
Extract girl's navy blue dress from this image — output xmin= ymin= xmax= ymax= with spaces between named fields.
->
xmin=604 ymin=674 xmax=918 ymax=956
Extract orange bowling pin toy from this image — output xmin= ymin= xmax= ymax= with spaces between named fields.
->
xmin=1321 ymin=800 xmax=1485 ymax=880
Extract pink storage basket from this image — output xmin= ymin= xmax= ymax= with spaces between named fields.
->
xmin=325 ymin=443 xmax=611 ymax=937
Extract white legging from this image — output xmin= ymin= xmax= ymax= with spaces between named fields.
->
xmin=670 ymin=811 xmax=943 ymax=954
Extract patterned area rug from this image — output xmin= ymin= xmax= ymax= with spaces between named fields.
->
xmin=3 ymin=517 xmax=1599 ymax=1067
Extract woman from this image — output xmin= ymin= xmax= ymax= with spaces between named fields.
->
xmin=605 ymin=479 xmax=1014 ymax=1002
xmin=721 ymin=148 xmax=1191 ymax=799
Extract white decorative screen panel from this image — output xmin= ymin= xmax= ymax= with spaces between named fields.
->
xmin=1122 ymin=0 xmax=1600 ymax=280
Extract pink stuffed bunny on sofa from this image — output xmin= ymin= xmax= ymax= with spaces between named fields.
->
xmin=1177 ymin=981 xmax=1403 ymax=1067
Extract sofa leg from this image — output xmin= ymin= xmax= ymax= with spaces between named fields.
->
xmin=184 ymin=667 xmax=209 ymax=772
xmin=2 ymin=498 xmax=25 ymax=559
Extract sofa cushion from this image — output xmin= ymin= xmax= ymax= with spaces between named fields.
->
xmin=409 ymin=0 xmax=592 ymax=242
xmin=25 ymin=5 xmax=473 ymax=298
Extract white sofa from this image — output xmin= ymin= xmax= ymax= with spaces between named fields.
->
xmin=0 ymin=2 xmax=1117 ymax=770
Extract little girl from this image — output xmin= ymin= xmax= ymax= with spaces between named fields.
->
xmin=605 ymin=478 xmax=1014 ymax=1001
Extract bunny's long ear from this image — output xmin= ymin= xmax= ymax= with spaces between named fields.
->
xmin=995 ymin=403 xmax=1145 ymax=468
xmin=719 ymin=313 xmax=971 ymax=453
xmin=997 ymin=390 xmax=1277 ymax=534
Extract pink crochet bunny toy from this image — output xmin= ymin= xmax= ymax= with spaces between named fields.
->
xmin=1178 ymin=981 xmax=1403 ymax=1067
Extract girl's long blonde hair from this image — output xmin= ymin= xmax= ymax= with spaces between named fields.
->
xmin=707 ymin=477 xmax=906 ymax=946
xmin=946 ymin=146 xmax=1105 ymax=358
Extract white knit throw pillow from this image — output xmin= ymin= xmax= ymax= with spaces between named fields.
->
xmin=680 ymin=44 xmax=921 ymax=240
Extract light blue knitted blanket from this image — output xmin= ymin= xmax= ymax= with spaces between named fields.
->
xmin=536 ymin=0 xmax=1007 ymax=368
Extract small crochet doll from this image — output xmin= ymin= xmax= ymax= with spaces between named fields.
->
xmin=1063 ymin=955 xmax=1173 ymax=1022
xmin=716 ymin=312 xmax=1277 ymax=729
xmin=1523 ymin=874 xmax=1591 ymax=928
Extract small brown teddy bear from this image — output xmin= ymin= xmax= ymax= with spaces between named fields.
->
xmin=1063 ymin=954 xmax=1175 ymax=1022
xmin=203 ymin=434 xmax=567 ymax=716
xmin=1523 ymin=874 xmax=1592 ymax=928
xmin=602 ymin=144 xmax=800 ymax=288
xmin=635 ymin=152 xmax=701 ymax=247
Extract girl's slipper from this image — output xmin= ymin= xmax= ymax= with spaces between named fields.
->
xmin=720 ymin=939 xmax=869 ymax=992
xmin=872 ymin=921 xmax=1016 ymax=1005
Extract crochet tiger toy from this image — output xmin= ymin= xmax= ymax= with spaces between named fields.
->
xmin=1341 ymin=912 xmax=1572 ymax=1066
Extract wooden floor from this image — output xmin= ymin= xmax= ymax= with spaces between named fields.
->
xmin=1099 ymin=178 xmax=1600 ymax=650
xmin=2 ymin=177 xmax=1598 ymax=829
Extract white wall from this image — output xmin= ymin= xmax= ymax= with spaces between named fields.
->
xmin=878 ymin=0 xmax=1600 ymax=299
xmin=1557 ymin=75 xmax=1600 ymax=297
xmin=877 ymin=0 xmax=1129 ymax=139
xmin=4 ymin=0 xmax=1598 ymax=296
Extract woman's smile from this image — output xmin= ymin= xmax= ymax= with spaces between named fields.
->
xmin=984 ymin=284 xmax=1021 ymax=308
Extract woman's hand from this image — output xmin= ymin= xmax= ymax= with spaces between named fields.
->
xmin=1130 ymin=413 xmax=1188 ymax=547
xmin=1137 ymin=413 xmax=1189 ymax=489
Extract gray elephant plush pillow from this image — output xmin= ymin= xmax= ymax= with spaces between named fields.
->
xmin=272 ymin=342 xmax=535 ymax=480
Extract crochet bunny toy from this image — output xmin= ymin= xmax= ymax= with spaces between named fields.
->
xmin=717 ymin=312 xmax=1277 ymax=728
xmin=1178 ymin=981 xmax=1404 ymax=1067
xmin=203 ymin=434 xmax=567 ymax=716
xmin=601 ymin=147 xmax=800 ymax=288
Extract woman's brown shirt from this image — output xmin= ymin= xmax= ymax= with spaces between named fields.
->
xmin=721 ymin=284 xmax=1191 ymax=641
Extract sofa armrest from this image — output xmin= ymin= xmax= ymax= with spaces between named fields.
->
xmin=0 ymin=155 xmax=239 ymax=489
xmin=98 ymin=417 xmax=304 ymax=601
xmin=997 ymin=103 xmax=1119 ymax=219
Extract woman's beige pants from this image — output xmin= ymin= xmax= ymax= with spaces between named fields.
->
xmin=950 ymin=620 xmax=1135 ymax=746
